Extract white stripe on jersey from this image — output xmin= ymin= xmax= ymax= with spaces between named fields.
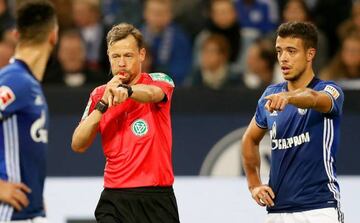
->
xmin=0 ymin=116 xmax=20 ymax=221
xmin=323 ymin=118 xmax=340 ymax=201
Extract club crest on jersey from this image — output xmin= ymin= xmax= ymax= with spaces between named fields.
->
xmin=298 ymin=108 xmax=308 ymax=115
xmin=0 ymin=86 xmax=15 ymax=110
xmin=131 ymin=119 xmax=148 ymax=136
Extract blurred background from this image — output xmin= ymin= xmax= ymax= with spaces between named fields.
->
xmin=1 ymin=0 xmax=360 ymax=222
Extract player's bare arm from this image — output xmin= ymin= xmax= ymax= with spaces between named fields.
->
xmin=242 ymin=117 xmax=275 ymax=207
xmin=265 ymin=88 xmax=332 ymax=113
xmin=0 ymin=180 xmax=31 ymax=211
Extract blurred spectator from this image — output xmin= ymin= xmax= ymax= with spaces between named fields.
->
xmin=141 ymin=0 xmax=192 ymax=85
xmin=194 ymin=0 xmax=248 ymax=74
xmin=320 ymin=31 xmax=360 ymax=89
xmin=281 ymin=0 xmax=329 ymax=72
xmin=338 ymin=0 xmax=360 ymax=40
xmin=101 ymin=0 xmax=143 ymax=27
xmin=0 ymin=0 xmax=14 ymax=33
xmin=142 ymin=44 xmax=154 ymax=73
xmin=44 ymin=30 xmax=105 ymax=87
xmin=243 ymin=38 xmax=277 ymax=89
xmin=0 ymin=40 xmax=14 ymax=68
xmin=50 ymin=0 xmax=74 ymax=30
xmin=234 ymin=0 xmax=275 ymax=34
xmin=313 ymin=0 xmax=352 ymax=56
xmin=173 ymin=0 xmax=208 ymax=40
xmin=258 ymin=0 xmax=279 ymax=27
xmin=72 ymin=0 xmax=108 ymax=74
xmin=186 ymin=34 xmax=240 ymax=90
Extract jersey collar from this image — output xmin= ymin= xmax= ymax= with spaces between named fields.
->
xmin=12 ymin=58 xmax=38 ymax=81
xmin=284 ymin=77 xmax=320 ymax=91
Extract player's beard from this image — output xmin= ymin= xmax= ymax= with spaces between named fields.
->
xmin=283 ymin=66 xmax=305 ymax=82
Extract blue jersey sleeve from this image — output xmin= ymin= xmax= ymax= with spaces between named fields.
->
xmin=0 ymin=76 xmax=31 ymax=118
xmin=318 ymin=81 xmax=344 ymax=116
xmin=255 ymin=90 xmax=268 ymax=129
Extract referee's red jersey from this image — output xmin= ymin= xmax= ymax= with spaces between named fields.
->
xmin=81 ymin=73 xmax=175 ymax=188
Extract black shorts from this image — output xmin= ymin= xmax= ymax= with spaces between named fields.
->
xmin=94 ymin=186 xmax=180 ymax=223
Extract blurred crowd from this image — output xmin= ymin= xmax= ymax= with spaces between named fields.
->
xmin=0 ymin=0 xmax=359 ymax=90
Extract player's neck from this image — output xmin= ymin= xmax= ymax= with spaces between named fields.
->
xmin=14 ymin=43 xmax=52 ymax=82
xmin=287 ymin=67 xmax=315 ymax=91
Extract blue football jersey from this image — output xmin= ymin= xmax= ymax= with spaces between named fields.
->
xmin=0 ymin=59 xmax=48 ymax=220
xmin=255 ymin=78 xmax=344 ymax=213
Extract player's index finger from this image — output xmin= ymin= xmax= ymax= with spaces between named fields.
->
xmin=266 ymin=187 xmax=275 ymax=199
xmin=17 ymin=183 xmax=31 ymax=193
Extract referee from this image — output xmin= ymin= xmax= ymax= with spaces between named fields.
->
xmin=71 ymin=23 xmax=180 ymax=223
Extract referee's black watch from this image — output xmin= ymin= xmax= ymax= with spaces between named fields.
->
xmin=95 ymin=100 xmax=108 ymax=114
xmin=118 ymin=84 xmax=133 ymax=97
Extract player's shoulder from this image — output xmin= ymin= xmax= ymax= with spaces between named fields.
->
xmin=314 ymin=79 xmax=343 ymax=92
xmin=315 ymin=79 xmax=343 ymax=100
xmin=146 ymin=72 xmax=175 ymax=87
xmin=315 ymin=79 xmax=341 ymax=88
xmin=263 ymin=82 xmax=286 ymax=95
xmin=0 ymin=63 xmax=34 ymax=87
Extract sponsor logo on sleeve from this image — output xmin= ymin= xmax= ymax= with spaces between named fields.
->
xmin=149 ymin=73 xmax=175 ymax=87
xmin=324 ymin=85 xmax=340 ymax=100
xmin=0 ymin=86 xmax=15 ymax=110
xmin=81 ymin=99 xmax=92 ymax=120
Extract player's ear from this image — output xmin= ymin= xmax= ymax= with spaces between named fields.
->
xmin=49 ymin=25 xmax=59 ymax=46
xmin=13 ymin=29 xmax=20 ymax=40
xmin=307 ymin=48 xmax=316 ymax=62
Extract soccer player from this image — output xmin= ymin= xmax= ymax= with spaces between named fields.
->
xmin=71 ymin=23 xmax=180 ymax=223
xmin=0 ymin=0 xmax=58 ymax=222
xmin=241 ymin=21 xmax=344 ymax=223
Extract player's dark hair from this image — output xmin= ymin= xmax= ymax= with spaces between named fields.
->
xmin=16 ymin=0 xmax=57 ymax=43
xmin=106 ymin=23 xmax=144 ymax=50
xmin=277 ymin=21 xmax=318 ymax=50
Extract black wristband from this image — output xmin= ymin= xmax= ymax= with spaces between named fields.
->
xmin=118 ymin=84 xmax=133 ymax=97
xmin=95 ymin=99 xmax=108 ymax=113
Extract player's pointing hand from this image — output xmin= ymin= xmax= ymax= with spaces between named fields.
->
xmin=265 ymin=93 xmax=290 ymax=113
